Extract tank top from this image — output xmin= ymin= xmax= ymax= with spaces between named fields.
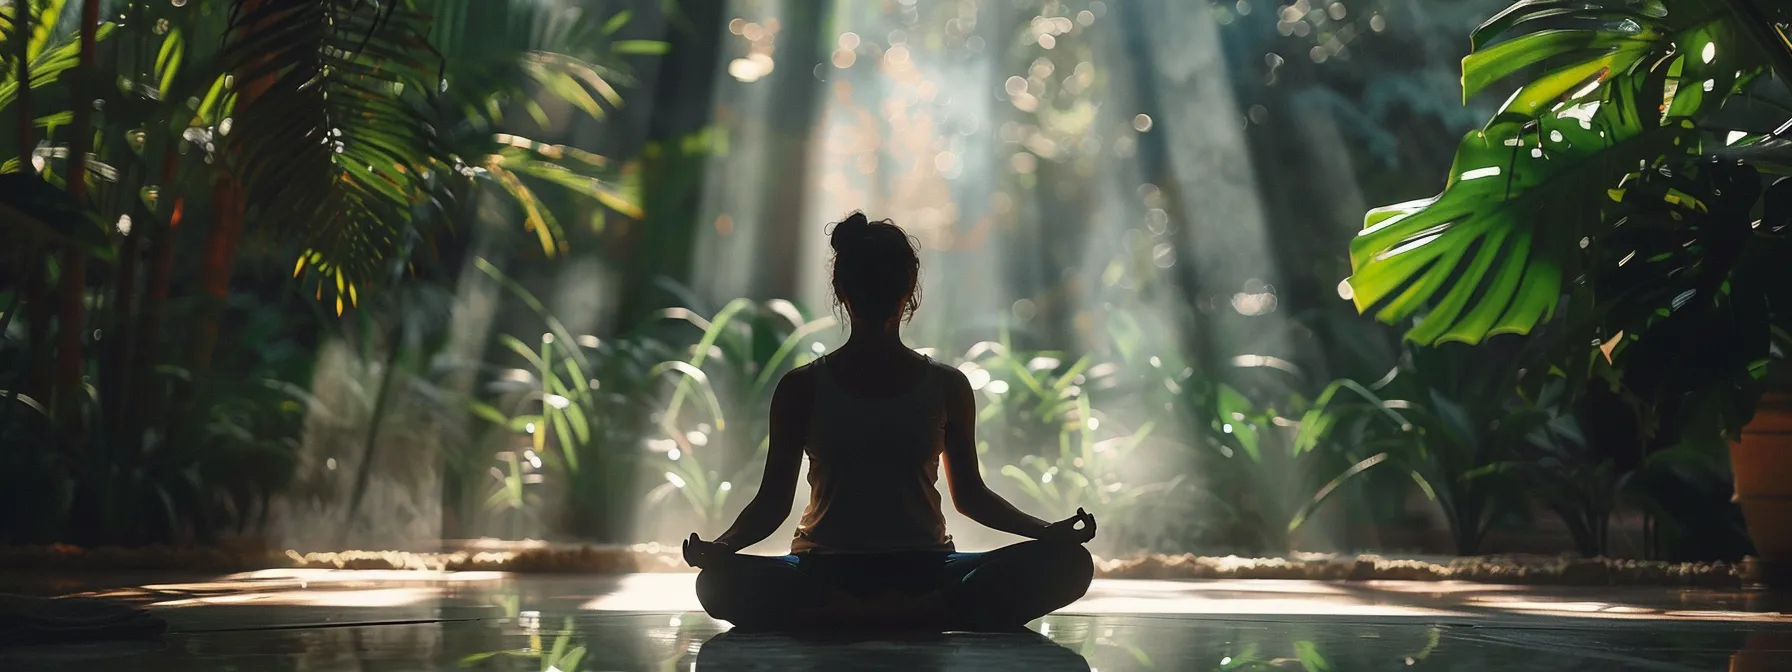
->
xmin=790 ymin=356 xmax=956 ymax=554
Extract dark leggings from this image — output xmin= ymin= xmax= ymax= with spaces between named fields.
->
xmin=695 ymin=540 xmax=1094 ymax=631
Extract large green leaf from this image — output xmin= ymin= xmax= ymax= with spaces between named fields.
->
xmin=1350 ymin=112 xmax=1687 ymax=344
xmin=1351 ymin=0 xmax=1778 ymax=346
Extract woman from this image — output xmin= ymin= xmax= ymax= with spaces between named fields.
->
xmin=683 ymin=212 xmax=1097 ymax=632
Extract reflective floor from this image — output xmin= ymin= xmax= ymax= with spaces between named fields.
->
xmin=3 ymin=570 xmax=1789 ymax=670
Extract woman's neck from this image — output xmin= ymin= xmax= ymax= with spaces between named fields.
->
xmin=845 ymin=316 xmax=904 ymax=350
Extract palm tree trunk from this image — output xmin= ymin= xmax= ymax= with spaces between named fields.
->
xmin=188 ymin=177 xmax=243 ymax=377
xmin=66 ymin=0 xmax=98 ymax=189
xmin=15 ymin=0 xmax=53 ymax=408
xmin=132 ymin=197 xmax=181 ymax=449
xmin=23 ymin=271 xmax=51 ymax=402
xmin=52 ymin=253 xmax=87 ymax=428
xmin=186 ymin=0 xmax=274 ymax=380
xmin=13 ymin=0 xmax=32 ymax=169
xmin=133 ymin=150 xmax=182 ymax=436
xmin=53 ymin=0 xmax=103 ymax=433
xmin=103 ymin=208 xmax=143 ymax=441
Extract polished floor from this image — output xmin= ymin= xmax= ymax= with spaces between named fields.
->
xmin=2 ymin=569 xmax=1789 ymax=670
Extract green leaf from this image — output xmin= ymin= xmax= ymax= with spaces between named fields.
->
xmin=512 ymin=157 xmax=644 ymax=218
xmin=1471 ymin=1 xmax=1653 ymax=50
xmin=156 ymin=28 xmax=185 ymax=100
xmin=33 ymin=112 xmax=72 ymax=129
xmin=662 ymin=299 xmax=754 ymax=428
xmin=1294 ymin=640 xmax=1332 ymax=672
xmin=751 ymin=314 xmax=838 ymax=395
xmin=611 ymin=40 xmax=670 ymax=55
xmin=468 ymin=401 xmax=509 ymax=425
xmin=1288 ymin=452 xmax=1390 ymax=532
xmin=531 ymin=68 xmax=603 ymax=117
xmin=649 ymin=360 xmax=727 ymax=430
xmin=474 ymin=258 xmax=591 ymax=372
xmin=1000 ymin=464 xmax=1048 ymax=502
xmin=1350 ymin=114 xmax=1690 ymax=345
xmin=1462 ymin=28 xmax=1655 ymax=102
xmin=26 ymin=0 xmax=70 ymax=63
xmin=500 ymin=334 xmax=550 ymax=371
xmin=550 ymin=411 xmax=576 ymax=471
xmin=600 ymin=10 xmax=633 ymax=35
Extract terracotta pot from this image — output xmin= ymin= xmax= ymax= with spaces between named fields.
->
xmin=1733 ymin=392 xmax=1792 ymax=586
xmin=1729 ymin=632 xmax=1792 ymax=672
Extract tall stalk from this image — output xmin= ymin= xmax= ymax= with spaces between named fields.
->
xmin=13 ymin=0 xmax=32 ymax=169
xmin=53 ymin=0 xmax=103 ymax=431
xmin=133 ymin=191 xmax=179 ymax=431
xmin=132 ymin=152 xmax=182 ymax=442
xmin=188 ymin=176 xmax=242 ymax=376
xmin=14 ymin=0 xmax=52 ymax=411
xmin=187 ymin=0 xmax=274 ymax=380
xmin=103 ymin=203 xmax=143 ymax=442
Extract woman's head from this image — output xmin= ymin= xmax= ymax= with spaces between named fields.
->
xmin=829 ymin=211 xmax=921 ymax=325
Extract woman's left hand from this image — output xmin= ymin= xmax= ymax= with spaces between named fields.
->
xmin=682 ymin=533 xmax=734 ymax=568
xmin=1040 ymin=508 xmax=1097 ymax=544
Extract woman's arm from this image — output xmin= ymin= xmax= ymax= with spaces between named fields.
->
xmin=710 ymin=368 xmax=812 ymax=550
xmin=939 ymin=368 xmax=1056 ymax=539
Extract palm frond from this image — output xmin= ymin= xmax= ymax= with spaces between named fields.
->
xmin=221 ymin=0 xmax=443 ymax=308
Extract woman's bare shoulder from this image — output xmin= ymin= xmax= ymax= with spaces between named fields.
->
xmin=778 ymin=360 xmax=823 ymax=391
xmin=926 ymin=358 xmax=972 ymax=391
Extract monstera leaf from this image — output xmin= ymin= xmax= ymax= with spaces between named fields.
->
xmin=1349 ymin=0 xmax=1781 ymax=346
xmin=1465 ymin=0 xmax=1770 ymax=119
xmin=1349 ymin=99 xmax=1688 ymax=344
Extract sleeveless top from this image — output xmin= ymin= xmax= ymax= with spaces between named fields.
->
xmin=790 ymin=356 xmax=956 ymax=554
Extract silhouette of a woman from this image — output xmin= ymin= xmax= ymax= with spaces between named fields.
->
xmin=684 ymin=212 xmax=1097 ymax=632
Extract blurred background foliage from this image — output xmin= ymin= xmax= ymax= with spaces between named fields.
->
xmin=0 ymin=0 xmax=1778 ymax=562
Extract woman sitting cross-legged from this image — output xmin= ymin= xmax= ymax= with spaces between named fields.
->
xmin=682 ymin=211 xmax=1097 ymax=633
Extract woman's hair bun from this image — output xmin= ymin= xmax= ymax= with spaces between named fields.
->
xmin=831 ymin=211 xmax=875 ymax=252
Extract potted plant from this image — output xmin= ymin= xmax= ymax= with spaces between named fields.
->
xmin=1339 ymin=0 xmax=1792 ymax=579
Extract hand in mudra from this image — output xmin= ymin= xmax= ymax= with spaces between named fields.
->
xmin=1041 ymin=508 xmax=1097 ymax=544
xmin=683 ymin=533 xmax=733 ymax=569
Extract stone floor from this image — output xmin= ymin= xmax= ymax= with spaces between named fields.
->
xmin=2 ymin=569 xmax=1790 ymax=670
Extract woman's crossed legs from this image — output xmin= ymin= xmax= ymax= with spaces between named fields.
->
xmin=694 ymin=540 xmax=1093 ymax=632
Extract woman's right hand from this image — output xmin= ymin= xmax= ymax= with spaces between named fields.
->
xmin=1040 ymin=508 xmax=1097 ymax=544
xmin=682 ymin=533 xmax=733 ymax=568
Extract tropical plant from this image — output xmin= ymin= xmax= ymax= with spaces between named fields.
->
xmin=464 ymin=258 xmax=663 ymax=541
xmin=459 ymin=616 xmax=590 ymax=672
xmin=1342 ymin=0 xmax=1792 ymax=435
xmin=0 ymin=0 xmax=654 ymax=546
xmin=1299 ymin=342 xmax=1586 ymax=554
xmin=422 ymin=0 xmax=651 ymax=258
xmin=990 ymin=376 xmax=1169 ymax=526
xmin=642 ymin=293 xmax=836 ymax=530
xmin=942 ymin=329 xmax=1195 ymax=551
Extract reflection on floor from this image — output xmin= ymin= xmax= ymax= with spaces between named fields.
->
xmin=1 ymin=570 xmax=1788 ymax=670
